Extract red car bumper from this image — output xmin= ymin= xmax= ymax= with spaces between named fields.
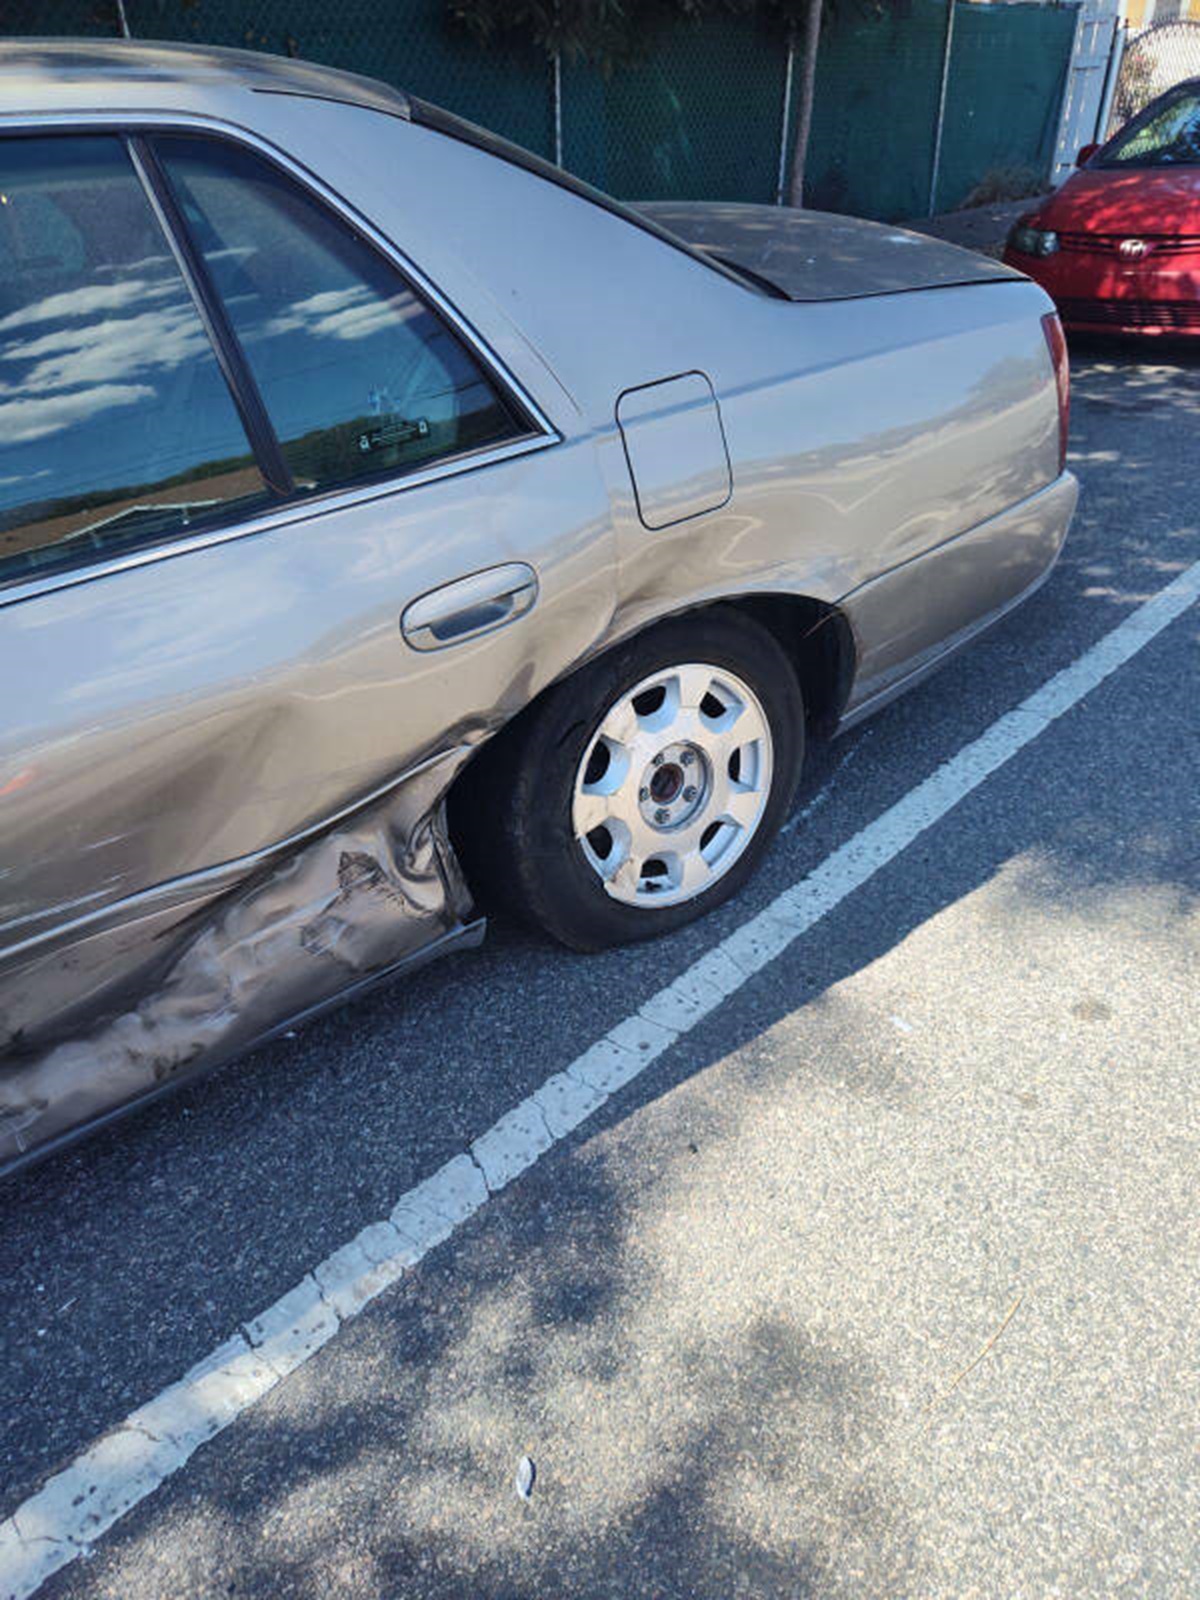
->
xmin=1003 ymin=241 xmax=1200 ymax=336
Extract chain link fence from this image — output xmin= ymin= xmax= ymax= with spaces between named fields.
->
xmin=4 ymin=0 xmax=118 ymax=35
xmin=562 ymin=11 xmax=789 ymax=204
xmin=6 ymin=0 xmax=1078 ymax=220
xmin=1110 ymin=19 xmax=1200 ymax=132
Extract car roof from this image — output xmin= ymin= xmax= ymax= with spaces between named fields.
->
xmin=0 ymin=39 xmax=412 ymax=119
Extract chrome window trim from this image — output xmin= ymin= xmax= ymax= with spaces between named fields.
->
xmin=0 ymin=109 xmax=561 ymax=610
xmin=0 ymin=434 xmax=556 ymax=611
xmin=125 ymin=134 xmax=294 ymax=497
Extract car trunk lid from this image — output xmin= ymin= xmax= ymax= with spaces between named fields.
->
xmin=635 ymin=201 xmax=1023 ymax=301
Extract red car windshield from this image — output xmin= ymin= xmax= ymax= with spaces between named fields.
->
xmin=1097 ymin=83 xmax=1200 ymax=168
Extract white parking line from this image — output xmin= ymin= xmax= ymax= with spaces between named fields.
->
xmin=3 ymin=557 xmax=1199 ymax=1599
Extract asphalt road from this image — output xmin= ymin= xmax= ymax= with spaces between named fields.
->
xmin=2 ymin=340 xmax=1198 ymax=1599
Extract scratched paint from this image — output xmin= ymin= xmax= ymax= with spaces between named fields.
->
xmin=0 ymin=754 xmax=475 ymax=1172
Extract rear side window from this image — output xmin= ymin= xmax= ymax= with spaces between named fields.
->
xmin=153 ymin=136 xmax=526 ymax=496
xmin=0 ymin=137 xmax=270 ymax=588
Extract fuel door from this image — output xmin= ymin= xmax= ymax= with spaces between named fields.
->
xmin=616 ymin=372 xmax=733 ymax=531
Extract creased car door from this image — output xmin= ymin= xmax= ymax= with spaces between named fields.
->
xmin=0 ymin=435 xmax=614 ymax=1012
xmin=0 ymin=129 xmax=616 ymax=1042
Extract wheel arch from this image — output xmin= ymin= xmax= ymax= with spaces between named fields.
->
xmin=445 ymin=589 xmax=856 ymax=896
xmin=717 ymin=591 xmax=856 ymax=737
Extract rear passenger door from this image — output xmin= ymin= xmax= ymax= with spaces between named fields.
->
xmin=0 ymin=126 xmax=610 ymax=959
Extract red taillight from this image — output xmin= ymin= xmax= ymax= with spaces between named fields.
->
xmin=1041 ymin=311 xmax=1070 ymax=474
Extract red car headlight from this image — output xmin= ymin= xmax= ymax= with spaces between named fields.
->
xmin=1009 ymin=224 xmax=1059 ymax=258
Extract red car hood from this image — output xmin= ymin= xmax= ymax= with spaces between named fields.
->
xmin=1033 ymin=166 xmax=1200 ymax=235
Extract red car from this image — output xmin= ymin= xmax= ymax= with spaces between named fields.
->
xmin=1004 ymin=77 xmax=1200 ymax=336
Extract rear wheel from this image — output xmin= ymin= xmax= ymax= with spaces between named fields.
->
xmin=453 ymin=608 xmax=804 ymax=951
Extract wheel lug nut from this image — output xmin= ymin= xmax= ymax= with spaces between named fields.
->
xmin=638 ymin=786 xmax=649 ymax=801
xmin=654 ymin=808 xmax=670 ymax=825
xmin=652 ymin=752 xmax=664 ymax=766
xmin=680 ymin=750 xmax=694 ymax=766
xmin=682 ymin=785 xmax=697 ymax=802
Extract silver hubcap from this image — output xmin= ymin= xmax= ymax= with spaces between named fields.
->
xmin=571 ymin=662 xmax=774 ymax=908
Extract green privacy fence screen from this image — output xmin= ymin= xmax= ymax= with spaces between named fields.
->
xmin=799 ymin=0 xmax=1076 ymax=216
xmin=561 ymin=11 xmax=792 ymax=203
xmin=5 ymin=0 xmax=1078 ymax=220
xmin=937 ymin=3 xmax=1076 ymax=212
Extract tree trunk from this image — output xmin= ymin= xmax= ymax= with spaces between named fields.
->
xmin=787 ymin=0 xmax=823 ymax=208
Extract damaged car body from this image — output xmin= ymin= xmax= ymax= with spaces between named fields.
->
xmin=0 ymin=43 xmax=1077 ymax=1175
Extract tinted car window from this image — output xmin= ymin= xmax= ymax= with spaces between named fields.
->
xmin=0 ymin=137 xmax=270 ymax=588
xmin=1100 ymin=85 xmax=1200 ymax=167
xmin=154 ymin=137 xmax=526 ymax=496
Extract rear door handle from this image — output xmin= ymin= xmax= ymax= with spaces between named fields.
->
xmin=401 ymin=562 xmax=538 ymax=651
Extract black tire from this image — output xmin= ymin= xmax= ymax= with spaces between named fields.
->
xmin=449 ymin=607 xmax=804 ymax=952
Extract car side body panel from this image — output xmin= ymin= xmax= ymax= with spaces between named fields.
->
xmin=0 ymin=440 xmax=614 ymax=949
xmin=838 ymin=473 xmax=1077 ymax=721
xmin=0 ymin=45 xmax=1076 ymax=1173
xmin=0 ymin=753 xmax=484 ymax=1168
xmin=0 ymin=434 xmax=618 ymax=1166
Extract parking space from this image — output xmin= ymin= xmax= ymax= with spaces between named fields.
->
xmin=2 ymin=341 xmax=1198 ymax=1598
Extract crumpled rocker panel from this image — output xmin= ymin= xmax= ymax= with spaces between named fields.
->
xmin=0 ymin=754 xmax=476 ymax=1172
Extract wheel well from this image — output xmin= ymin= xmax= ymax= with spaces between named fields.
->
xmin=719 ymin=592 xmax=855 ymax=737
xmin=445 ymin=592 xmax=855 ymax=894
